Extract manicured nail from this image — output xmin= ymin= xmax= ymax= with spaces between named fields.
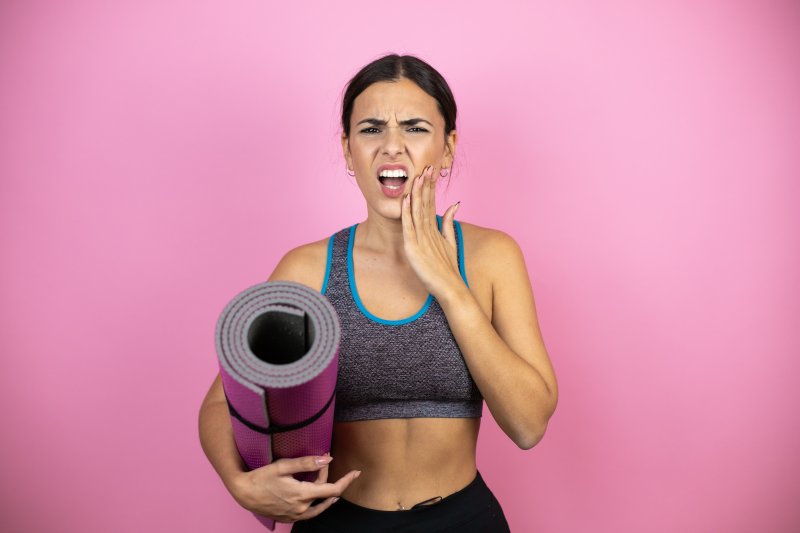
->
xmin=354 ymin=470 xmax=362 ymax=478
xmin=332 ymin=497 xmax=340 ymax=503
xmin=315 ymin=456 xmax=333 ymax=466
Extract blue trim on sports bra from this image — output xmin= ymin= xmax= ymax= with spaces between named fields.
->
xmin=436 ymin=215 xmax=470 ymax=288
xmin=454 ymin=220 xmax=470 ymax=289
xmin=347 ymin=223 xmax=433 ymax=326
xmin=320 ymin=234 xmax=335 ymax=295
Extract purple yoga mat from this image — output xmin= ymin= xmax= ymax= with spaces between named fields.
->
xmin=215 ymin=281 xmax=340 ymax=530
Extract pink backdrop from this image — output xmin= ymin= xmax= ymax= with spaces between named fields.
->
xmin=1 ymin=1 xmax=798 ymax=532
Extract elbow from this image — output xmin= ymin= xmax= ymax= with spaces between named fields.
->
xmin=515 ymin=435 xmax=541 ymax=451
xmin=514 ymin=425 xmax=546 ymax=450
xmin=514 ymin=402 xmax=557 ymax=450
xmin=507 ymin=387 xmax=559 ymax=450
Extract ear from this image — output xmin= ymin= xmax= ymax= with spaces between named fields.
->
xmin=443 ymin=130 xmax=457 ymax=169
xmin=341 ymin=133 xmax=353 ymax=170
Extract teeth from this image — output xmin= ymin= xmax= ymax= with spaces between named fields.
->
xmin=378 ymin=169 xmax=408 ymax=178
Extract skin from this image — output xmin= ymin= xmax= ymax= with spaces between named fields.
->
xmin=198 ymin=76 xmax=559 ymax=522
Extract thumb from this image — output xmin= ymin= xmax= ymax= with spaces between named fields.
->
xmin=442 ymin=201 xmax=461 ymax=247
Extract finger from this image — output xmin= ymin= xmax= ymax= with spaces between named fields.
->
xmin=401 ymin=193 xmax=418 ymax=257
xmin=401 ymin=192 xmax=413 ymax=232
xmin=297 ymin=495 xmax=340 ymax=521
xmin=421 ymin=165 xmax=434 ymax=230
xmin=303 ymin=469 xmax=361 ymax=500
xmin=274 ymin=455 xmax=332 ymax=476
xmin=314 ymin=453 xmax=330 ymax=484
xmin=428 ymin=165 xmax=438 ymax=229
xmin=410 ymin=167 xmax=426 ymax=235
xmin=442 ymin=201 xmax=460 ymax=248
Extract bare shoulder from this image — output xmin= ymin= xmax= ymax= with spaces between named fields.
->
xmin=457 ymin=220 xmax=526 ymax=278
xmin=268 ymin=236 xmax=331 ymax=292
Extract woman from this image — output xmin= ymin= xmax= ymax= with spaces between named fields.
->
xmin=199 ymin=54 xmax=558 ymax=532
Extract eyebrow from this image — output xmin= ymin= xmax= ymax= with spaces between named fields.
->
xmin=356 ymin=117 xmax=433 ymax=127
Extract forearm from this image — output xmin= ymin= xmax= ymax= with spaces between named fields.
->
xmin=198 ymin=393 xmax=246 ymax=494
xmin=198 ymin=385 xmax=358 ymax=521
xmin=440 ymin=285 xmax=556 ymax=449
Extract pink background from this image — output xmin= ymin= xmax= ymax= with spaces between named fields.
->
xmin=1 ymin=1 xmax=798 ymax=532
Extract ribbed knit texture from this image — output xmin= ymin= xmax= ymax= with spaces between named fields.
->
xmin=323 ymin=218 xmax=483 ymax=422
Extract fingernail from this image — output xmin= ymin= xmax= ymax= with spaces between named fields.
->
xmin=332 ymin=497 xmax=340 ymax=503
xmin=315 ymin=456 xmax=333 ymax=466
xmin=455 ymin=200 xmax=461 ymax=210
xmin=354 ymin=470 xmax=362 ymax=478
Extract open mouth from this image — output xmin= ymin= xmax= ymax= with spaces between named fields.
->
xmin=377 ymin=168 xmax=409 ymax=190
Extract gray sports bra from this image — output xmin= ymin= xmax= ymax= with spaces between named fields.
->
xmin=322 ymin=215 xmax=484 ymax=422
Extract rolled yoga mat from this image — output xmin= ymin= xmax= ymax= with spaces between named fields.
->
xmin=215 ymin=281 xmax=340 ymax=530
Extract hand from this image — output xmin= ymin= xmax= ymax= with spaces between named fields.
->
xmin=228 ymin=454 xmax=361 ymax=523
xmin=400 ymin=164 xmax=463 ymax=302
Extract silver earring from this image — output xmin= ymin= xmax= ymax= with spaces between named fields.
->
xmin=439 ymin=168 xmax=449 ymax=178
xmin=346 ymin=168 xmax=355 ymax=176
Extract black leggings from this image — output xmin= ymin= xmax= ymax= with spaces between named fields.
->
xmin=290 ymin=470 xmax=510 ymax=533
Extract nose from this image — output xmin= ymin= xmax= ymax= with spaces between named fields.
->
xmin=381 ymin=126 xmax=405 ymax=157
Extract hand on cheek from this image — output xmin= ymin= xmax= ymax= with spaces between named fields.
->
xmin=400 ymin=165 xmax=463 ymax=301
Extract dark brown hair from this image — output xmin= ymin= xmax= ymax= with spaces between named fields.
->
xmin=341 ymin=54 xmax=457 ymax=140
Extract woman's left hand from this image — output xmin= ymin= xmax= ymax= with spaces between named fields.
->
xmin=400 ymin=164 xmax=463 ymax=303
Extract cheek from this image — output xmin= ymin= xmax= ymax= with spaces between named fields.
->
xmin=407 ymin=136 xmax=443 ymax=157
xmin=350 ymin=139 xmax=379 ymax=161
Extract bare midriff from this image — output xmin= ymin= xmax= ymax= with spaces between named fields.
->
xmin=327 ymin=417 xmax=481 ymax=511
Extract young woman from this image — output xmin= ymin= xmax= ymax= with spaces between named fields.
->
xmin=199 ymin=54 xmax=558 ymax=532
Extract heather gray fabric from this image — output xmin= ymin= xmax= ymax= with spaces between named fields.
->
xmin=323 ymin=216 xmax=483 ymax=422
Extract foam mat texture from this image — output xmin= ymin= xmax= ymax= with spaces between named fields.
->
xmin=215 ymin=281 xmax=340 ymax=530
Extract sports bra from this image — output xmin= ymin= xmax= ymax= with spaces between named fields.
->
xmin=321 ymin=215 xmax=484 ymax=422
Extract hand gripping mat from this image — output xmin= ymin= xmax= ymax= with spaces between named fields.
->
xmin=215 ymin=281 xmax=340 ymax=530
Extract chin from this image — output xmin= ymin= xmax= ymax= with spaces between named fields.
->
xmin=388 ymin=206 xmax=403 ymax=220
xmin=376 ymin=202 xmax=403 ymax=220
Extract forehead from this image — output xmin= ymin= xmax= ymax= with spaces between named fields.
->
xmin=352 ymin=77 xmax=440 ymax=120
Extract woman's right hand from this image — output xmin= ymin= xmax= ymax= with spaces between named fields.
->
xmin=227 ymin=453 xmax=361 ymax=523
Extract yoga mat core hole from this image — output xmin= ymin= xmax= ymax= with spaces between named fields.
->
xmin=247 ymin=309 xmax=315 ymax=365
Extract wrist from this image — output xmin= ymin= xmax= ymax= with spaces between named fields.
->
xmin=437 ymin=281 xmax=474 ymax=314
xmin=224 ymin=470 xmax=250 ymax=505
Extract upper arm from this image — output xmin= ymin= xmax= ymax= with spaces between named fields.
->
xmin=267 ymin=238 xmax=330 ymax=292
xmin=485 ymin=231 xmax=558 ymax=406
xmin=202 ymin=373 xmax=225 ymax=406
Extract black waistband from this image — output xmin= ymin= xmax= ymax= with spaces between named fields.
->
xmin=290 ymin=470 xmax=509 ymax=532
xmin=336 ymin=470 xmax=485 ymax=515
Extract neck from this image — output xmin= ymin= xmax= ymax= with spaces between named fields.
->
xmin=357 ymin=206 xmax=431 ymax=261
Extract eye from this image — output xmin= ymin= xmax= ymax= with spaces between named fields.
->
xmin=360 ymin=127 xmax=381 ymax=134
xmin=408 ymin=127 xmax=428 ymax=133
